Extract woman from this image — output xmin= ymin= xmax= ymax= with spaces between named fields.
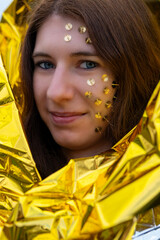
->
xmin=1 ymin=0 xmax=160 ymax=239
xmin=20 ymin=0 xmax=160 ymax=179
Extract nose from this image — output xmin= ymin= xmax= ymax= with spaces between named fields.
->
xmin=46 ymin=66 xmax=74 ymax=103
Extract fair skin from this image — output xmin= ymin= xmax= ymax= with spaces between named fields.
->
xmin=33 ymin=15 xmax=116 ymax=159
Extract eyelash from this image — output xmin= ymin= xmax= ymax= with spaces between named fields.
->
xmin=35 ymin=61 xmax=54 ymax=70
xmin=79 ymin=61 xmax=99 ymax=69
xmin=34 ymin=60 xmax=99 ymax=70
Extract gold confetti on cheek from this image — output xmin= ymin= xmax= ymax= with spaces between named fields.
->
xmin=105 ymin=101 xmax=112 ymax=108
xmin=103 ymin=87 xmax=110 ymax=95
xmin=78 ymin=26 xmax=87 ymax=33
xmin=87 ymin=78 xmax=95 ymax=86
xmin=95 ymin=127 xmax=102 ymax=133
xmin=64 ymin=35 xmax=72 ymax=42
xmin=112 ymin=81 xmax=119 ymax=88
xmin=65 ymin=23 xmax=73 ymax=30
xmin=85 ymin=91 xmax=92 ymax=98
xmin=102 ymin=74 xmax=109 ymax=82
xmin=85 ymin=37 xmax=92 ymax=44
xmin=113 ymin=95 xmax=117 ymax=101
xmin=95 ymin=112 xmax=102 ymax=119
xmin=102 ymin=115 xmax=109 ymax=122
xmin=95 ymin=99 xmax=102 ymax=106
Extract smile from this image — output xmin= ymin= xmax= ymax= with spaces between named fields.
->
xmin=50 ymin=112 xmax=86 ymax=124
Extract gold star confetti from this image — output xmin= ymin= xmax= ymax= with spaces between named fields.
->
xmin=85 ymin=37 xmax=92 ymax=44
xmin=85 ymin=91 xmax=92 ymax=98
xmin=95 ymin=99 xmax=102 ymax=106
xmin=105 ymin=101 xmax=112 ymax=108
xmin=87 ymin=78 xmax=95 ymax=86
xmin=112 ymin=81 xmax=119 ymax=88
xmin=113 ymin=95 xmax=117 ymax=100
xmin=95 ymin=127 xmax=102 ymax=133
xmin=102 ymin=74 xmax=109 ymax=82
xmin=65 ymin=23 xmax=73 ymax=30
xmin=102 ymin=115 xmax=109 ymax=122
xmin=78 ymin=26 xmax=87 ymax=33
xmin=64 ymin=35 xmax=72 ymax=42
xmin=95 ymin=112 xmax=102 ymax=119
xmin=104 ymin=87 xmax=110 ymax=95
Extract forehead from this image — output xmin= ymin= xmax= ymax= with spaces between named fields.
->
xmin=34 ymin=14 xmax=95 ymax=53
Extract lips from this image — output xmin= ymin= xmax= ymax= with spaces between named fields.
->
xmin=50 ymin=112 xmax=85 ymax=124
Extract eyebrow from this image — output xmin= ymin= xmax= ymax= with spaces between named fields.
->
xmin=32 ymin=52 xmax=51 ymax=58
xmin=32 ymin=51 xmax=99 ymax=58
xmin=70 ymin=51 xmax=99 ymax=57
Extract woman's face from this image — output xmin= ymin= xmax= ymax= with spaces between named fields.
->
xmin=33 ymin=15 xmax=116 ymax=158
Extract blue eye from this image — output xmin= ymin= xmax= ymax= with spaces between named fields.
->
xmin=80 ymin=61 xmax=97 ymax=69
xmin=38 ymin=62 xmax=53 ymax=69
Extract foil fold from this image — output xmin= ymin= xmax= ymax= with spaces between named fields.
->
xmin=0 ymin=1 xmax=160 ymax=239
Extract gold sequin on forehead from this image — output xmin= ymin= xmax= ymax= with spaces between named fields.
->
xmin=95 ymin=127 xmax=102 ymax=133
xmin=85 ymin=37 xmax=92 ymax=44
xmin=95 ymin=99 xmax=102 ymax=106
xmin=102 ymin=74 xmax=109 ymax=82
xmin=105 ymin=101 xmax=112 ymax=108
xmin=85 ymin=91 xmax=92 ymax=98
xmin=87 ymin=78 xmax=95 ymax=86
xmin=64 ymin=35 xmax=72 ymax=42
xmin=65 ymin=23 xmax=73 ymax=30
xmin=104 ymin=87 xmax=110 ymax=95
xmin=95 ymin=112 xmax=102 ymax=119
xmin=78 ymin=26 xmax=87 ymax=33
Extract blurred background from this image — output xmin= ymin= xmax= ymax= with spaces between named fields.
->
xmin=0 ymin=0 xmax=12 ymax=19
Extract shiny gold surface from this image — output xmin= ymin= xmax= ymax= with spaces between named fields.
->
xmin=78 ymin=26 xmax=87 ymax=34
xmin=105 ymin=101 xmax=112 ymax=108
xmin=85 ymin=91 xmax=92 ymax=98
xmin=65 ymin=23 xmax=73 ymax=30
xmin=95 ymin=99 xmax=102 ymax=106
xmin=87 ymin=78 xmax=96 ymax=86
xmin=85 ymin=37 xmax=92 ymax=44
xmin=103 ymin=87 xmax=110 ymax=95
xmin=95 ymin=112 xmax=102 ymax=119
xmin=0 ymin=1 xmax=160 ymax=239
xmin=102 ymin=74 xmax=109 ymax=82
xmin=64 ymin=34 xmax=72 ymax=42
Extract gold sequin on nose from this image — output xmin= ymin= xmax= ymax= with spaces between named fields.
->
xmin=85 ymin=91 xmax=92 ymax=98
xmin=79 ymin=26 xmax=87 ymax=33
xmin=95 ymin=99 xmax=102 ymax=106
xmin=65 ymin=23 xmax=73 ymax=30
xmin=102 ymin=74 xmax=109 ymax=82
xmin=64 ymin=35 xmax=72 ymax=42
xmin=105 ymin=101 xmax=112 ymax=108
xmin=85 ymin=37 xmax=92 ymax=44
xmin=87 ymin=78 xmax=95 ymax=86
xmin=95 ymin=112 xmax=102 ymax=119
xmin=103 ymin=87 xmax=110 ymax=95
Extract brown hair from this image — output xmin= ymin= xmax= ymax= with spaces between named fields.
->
xmin=21 ymin=0 xmax=160 ymax=178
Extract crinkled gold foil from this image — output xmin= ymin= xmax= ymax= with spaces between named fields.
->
xmin=0 ymin=80 xmax=159 ymax=239
xmin=0 ymin=0 xmax=31 ymax=113
xmin=0 ymin=54 xmax=41 ymax=225
xmin=0 ymin=0 xmax=41 ymax=231
xmin=0 ymin=0 xmax=160 ymax=239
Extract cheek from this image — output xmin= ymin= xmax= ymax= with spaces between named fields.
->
xmin=33 ymin=74 xmax=47 ymax=102
xmin=82 ymin=75 xmax=116 ymax=126
xmin=83 ymin=80 xmax=116 ymax=110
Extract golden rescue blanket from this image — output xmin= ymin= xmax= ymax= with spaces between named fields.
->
xmin=0 ymin=1 xmax=160 ymax=239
